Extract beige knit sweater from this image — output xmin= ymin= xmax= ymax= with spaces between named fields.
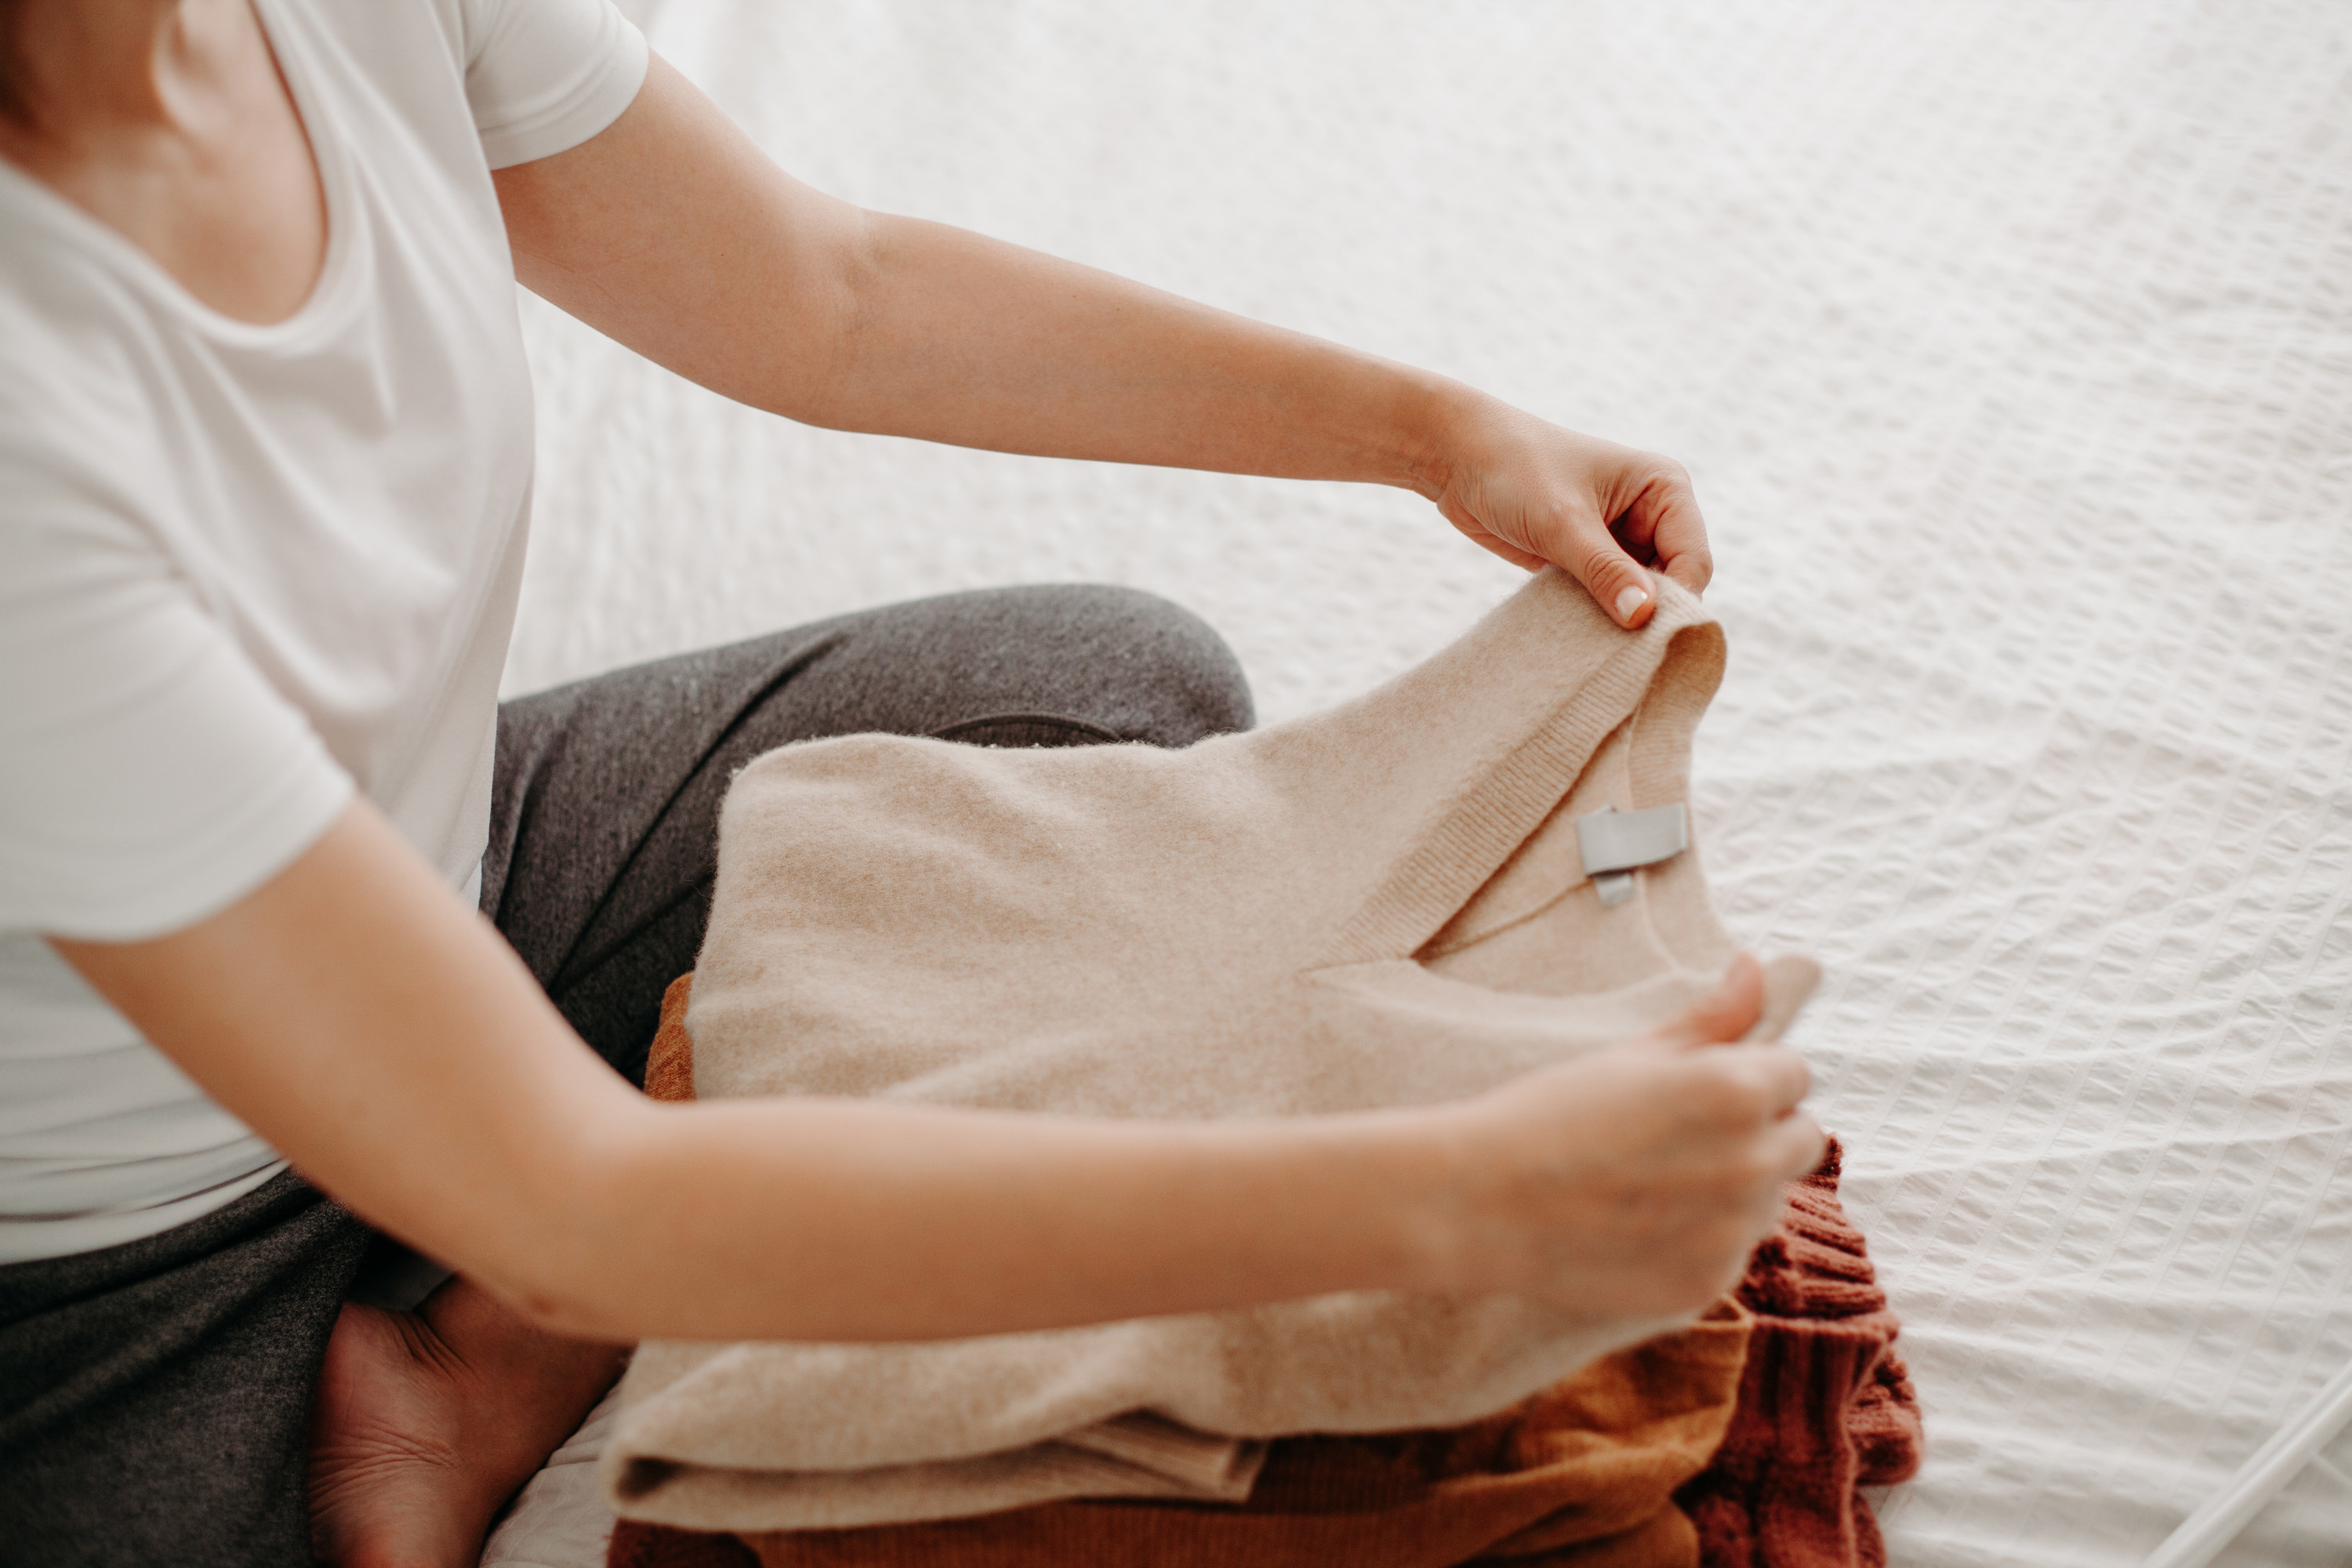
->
xmin=601 ymin=568 xmax=1819 ymax=1532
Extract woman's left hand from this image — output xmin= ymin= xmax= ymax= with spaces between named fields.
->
xmin=1423 ymin=397 xmax=1713 ymax=629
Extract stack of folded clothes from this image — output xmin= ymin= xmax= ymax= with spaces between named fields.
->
xmin=612 ymin=984 xmax=1918 ymax=1568
xmin=599 ymin=571 xmax=1922 ymax=1566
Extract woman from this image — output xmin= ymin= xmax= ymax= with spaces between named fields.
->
xmin=0 ymin=2 xmax=1824 ymax=1565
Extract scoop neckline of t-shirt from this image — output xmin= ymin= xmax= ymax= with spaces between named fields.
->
xmin=0 ymin=0 xmax=367 ymax=352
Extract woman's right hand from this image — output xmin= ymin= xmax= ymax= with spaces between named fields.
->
xmin=1430 ymin=954 xmax=1826 ymax=1316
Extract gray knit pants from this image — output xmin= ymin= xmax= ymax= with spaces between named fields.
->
xmin=0 ymin=584 xmax=1252 ymax=1568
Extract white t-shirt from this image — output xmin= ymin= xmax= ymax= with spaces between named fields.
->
xmin=0 ymin=0 xmax=648 ymax=1261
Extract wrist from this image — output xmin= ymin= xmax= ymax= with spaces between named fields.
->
xmin=1390 ymin=372 xmax=1493 ymax=503
xmin=1341 ymin=1102 xmax=1491 ymax=1298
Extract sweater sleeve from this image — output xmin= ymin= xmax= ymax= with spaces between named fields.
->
xmin=461 ymin=0 xmax=652 ymax=170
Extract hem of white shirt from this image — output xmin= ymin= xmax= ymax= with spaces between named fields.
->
xmin=0 ymin=1152 xmax=289 ymax=1265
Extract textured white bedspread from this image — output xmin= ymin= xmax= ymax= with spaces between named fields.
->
xmin=483 ymin=2 xmax=2352 ymax=1564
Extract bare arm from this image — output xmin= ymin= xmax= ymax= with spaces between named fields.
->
xmin=490 ymin=56 xmax=1712 ymax=627
xmin=49 ymin=800 xmax=1819 ymax=1345
xmin=46 ymin=56 xmax=1813 ymax=1347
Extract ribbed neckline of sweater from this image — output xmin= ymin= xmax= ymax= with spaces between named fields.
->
xmin=1315 ymin=592 xmax=1715 ymax=971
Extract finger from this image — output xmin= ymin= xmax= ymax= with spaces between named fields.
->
xmin=1557 ymin=516 xmax=1657 ymax=629
xmin=1654 ymin=953 xmax=1766 ymax=1047
xmin=1713 ymin=1044 xmax=1814 ymax=1121
xmin=1662 ymin=545 xmax=1715 ymax=597
xmin=1619 ymin=468 xmax=1713 ymax=597
xmin=1607 ymin=511 xmax=1659 ymax=566
xmin=1766 ymin=1109 xmax=1829 ymax=1181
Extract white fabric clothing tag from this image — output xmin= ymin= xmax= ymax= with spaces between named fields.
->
xmin=1577 ymin=803 xmax=1688 ymax=908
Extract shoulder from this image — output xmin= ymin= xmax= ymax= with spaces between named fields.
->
xmin=452 ymin=0 xmax=651 ymax=170
xmin=301 ymin=0 xmax=637 ymax=76
xmin=0 ymin=267 xmax=183 ymax=661
xmin=280 ymin=0 xmax=579 ymax=79
xmin=0 ymin=284 xmax=159 ymax=551
xmin=261 ymin=1 xmax=645 ymax=171
xmin=0 ymin=205 xmax=165 ymax=504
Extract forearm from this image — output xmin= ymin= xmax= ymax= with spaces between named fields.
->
xmin=771 ymin=212 xmax=1472 ymax=495
xmin=518 ymin=1093 xmax=1463 ymax=1344
xmin=502 ymin=52 xmax=1711 ymax=615
xmin=499 ymin=54 xmax=1477 ymax=499
xmin=53 ymin=800 xmax=1463 ymax=1346
xmin=60 ymin=801 xmax=1809 ymax=1345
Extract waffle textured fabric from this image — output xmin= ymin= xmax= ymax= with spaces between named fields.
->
xmin=599 ymin=570 xmax=1822 ymax=1531
xmin=485 ymin=2 xmax=2352 ymax=1564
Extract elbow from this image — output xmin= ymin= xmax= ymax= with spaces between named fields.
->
xmin=773 ymin=208 xmax=893 ymax=432
xmin=467 ymin=1106 xmax=664 ymax=1343
xmin=832 ymin=205 xmax=892 ymax=339
xmin=466 ymin=1217 xmax=639 ymax=1344
xmin=502 ymin=1278 xmax=633 ymax=1342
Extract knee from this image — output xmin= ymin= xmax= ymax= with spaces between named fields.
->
xmin=1031 ymin=584 xmax=1254 ymax=747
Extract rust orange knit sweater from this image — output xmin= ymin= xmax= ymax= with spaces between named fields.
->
xmin=1675 ymin=1141 xmax=1922 ymax=1567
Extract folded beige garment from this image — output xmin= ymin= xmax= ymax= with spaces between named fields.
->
xmin=604 ymin=568 xmax=1819 ymax=1532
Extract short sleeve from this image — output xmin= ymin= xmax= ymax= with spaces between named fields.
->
xmin=0 ymin=446 xmax=354 ymax=942
xmin=462 ymin=0 xmax=652 ymax=170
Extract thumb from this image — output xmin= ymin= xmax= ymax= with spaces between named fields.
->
xmin=1654 ymin=953 xmax=1766 ymax=1047
xmin=1559 ymin=518 xmax=1657 ymax=630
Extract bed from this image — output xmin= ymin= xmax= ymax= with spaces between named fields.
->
xmin=479 ymin=2 xmax=2352 ymax=1563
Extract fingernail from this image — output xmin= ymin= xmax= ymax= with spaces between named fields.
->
xmin=1614 ymin=585 xmax=1649 ymax=623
